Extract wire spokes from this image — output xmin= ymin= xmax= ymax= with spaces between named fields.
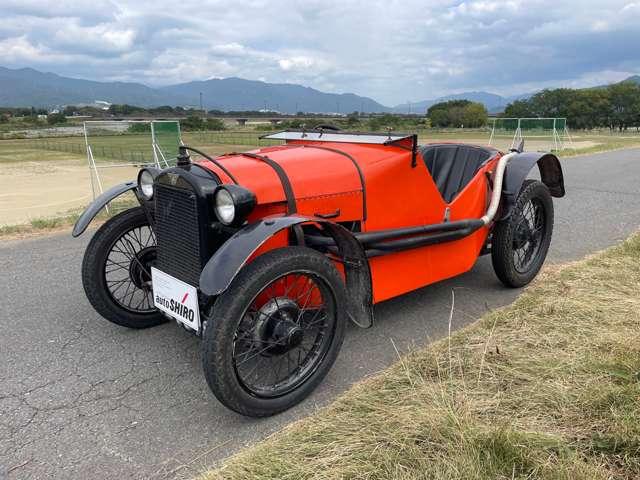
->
xmin=232 ymin=271 xmax=336 ymax=398
xmin=104 ymin=225 xmax=157 ymax=313
xmin=513 ymin=199 xmax=545 ymax=273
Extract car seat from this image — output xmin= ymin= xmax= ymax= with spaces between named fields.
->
xmin=418 ymin=144 xmax=496 ymax=203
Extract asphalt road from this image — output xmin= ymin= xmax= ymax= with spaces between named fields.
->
xmin=1 ymin=148 xmax=640 ymax=479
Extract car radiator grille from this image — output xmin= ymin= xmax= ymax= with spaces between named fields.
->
xmin=154 ymin=184 xmax=203 ymax=287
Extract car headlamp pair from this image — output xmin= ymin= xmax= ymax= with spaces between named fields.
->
xmin=138 ymin=168 xmax=255 ymax=226
xmin=214 ymin=185 xmax=256 ymax=226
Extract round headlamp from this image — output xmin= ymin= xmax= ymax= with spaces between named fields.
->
xmin=137 ymin=168 xmax=157 ymax=200
xmin=214 ymin=185 xmax=256 ymax=226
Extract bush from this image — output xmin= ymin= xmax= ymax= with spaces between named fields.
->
xmin=205 ymin=118 xmax=225 ymax=131
xmin=127 ymin=123 xmax=151 ymax=133
xmin=180 ymin=115 xmax=205 ymax=131
xmin=47 ymin=113 xmax=67 ymax=125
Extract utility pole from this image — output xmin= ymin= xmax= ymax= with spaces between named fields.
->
xmin=199 ymin=92 xmax=204 ymax=117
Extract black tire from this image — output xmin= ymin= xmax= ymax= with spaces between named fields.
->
xmin=491 ymin=180 xmax=554 ymax=288
xmin=202 ymin=247 xmax=347 ymax=417
xmin=81 ymin=207 xmax=167 ymax=329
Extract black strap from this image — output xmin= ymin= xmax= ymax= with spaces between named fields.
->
xmin=181 ymin=146 xmax=238 ymax=184
xmin=234 ymin=152 xmax=297 ymax=214
xmin=299 ymin=145 xmax=367 ymax=221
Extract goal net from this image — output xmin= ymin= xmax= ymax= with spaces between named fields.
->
xmin=489 ymin=118 xmax=574 ymax=152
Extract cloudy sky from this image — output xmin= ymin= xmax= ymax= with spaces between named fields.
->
xmin=1 ymin=0 xmax=639 ymax=105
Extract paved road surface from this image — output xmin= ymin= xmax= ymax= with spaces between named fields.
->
xmin=1 ymin=149 xmax=639 ymax=479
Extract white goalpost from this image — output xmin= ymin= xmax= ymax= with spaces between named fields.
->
xmin=84 ymin=120 xmax=182 ymax=202
xmin=489 ymin=117 xmax=575 ymax=152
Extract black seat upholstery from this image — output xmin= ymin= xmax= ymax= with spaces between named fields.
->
xmin=419 ymin=144 xmax=496 ymax=203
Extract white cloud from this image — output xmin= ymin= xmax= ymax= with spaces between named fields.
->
xmin=0 ymin=0 xmax=638 ymax=105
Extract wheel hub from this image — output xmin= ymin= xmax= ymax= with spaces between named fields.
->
xmin=513 ymin=221 xmax=531 ymax=249
xmin=254 ymin=297 xmax=303 ymax=355
xmin=129 ymin=247 xmax=157 ymax=289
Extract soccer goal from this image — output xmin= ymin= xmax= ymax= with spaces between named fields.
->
xmin=489 ymin=118 xmax=574 ymax=152
xmin=83 ymin=120 xmax=182 ymax=202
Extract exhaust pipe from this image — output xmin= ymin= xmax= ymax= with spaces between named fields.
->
xmin=305 ymin=151 xmax=516 ymax=255
xmin=481 ymin=151 xmax=516 ymax=225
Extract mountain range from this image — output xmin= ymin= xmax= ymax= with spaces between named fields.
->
xmin=0 ymin=67 xmax=387 ymax=113
xmin=0 ymin=66 xmax=638 ymax=114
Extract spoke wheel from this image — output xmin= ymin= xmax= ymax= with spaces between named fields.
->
xmin=232 ymin=271 xmax=336 ymax=398
xmin=104 ymin=225 xmax=157 ymax=313
xmin=491 ymin=180 xmax=554 ymax=288
xmin=82 ymin=207 xmax=167 ymax=329
xmin=512 ymin=198 xmax=545 ymax=274
xmin=202 ymin=247 xmax=347 ymax=417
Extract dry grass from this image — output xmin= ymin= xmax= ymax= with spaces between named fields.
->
xmin=201 ymin=233 xmax=640 ymax=480
xmin=0 ymin=196 xmax=137 ymax=239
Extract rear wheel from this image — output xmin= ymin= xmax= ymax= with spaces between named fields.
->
xmin=202 ymin=247 xmax=347 ymax=417
xmin=491 ymin=180 xmax=554 ymax=288
xmin=81 ymin=207 xmax=166 ymax=328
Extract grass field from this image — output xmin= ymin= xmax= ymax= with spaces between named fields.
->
xmin=1 ymin=128 xmax=639 ymax=227
xmin=201 ymin=232 xmax=640 ymax=480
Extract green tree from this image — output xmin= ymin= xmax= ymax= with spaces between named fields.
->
xmin=462 ymin=102 xmax=488 ymax=128
xmin=427 ymin=100 xmax=477 ymax=128
xmin=503 ymin=100 xmax=534 ymax=118
xmin=528 ymin=88 xmax=575 ymax=118
xmin=47 ymin=112 xmax=67 ymax=125
xmin=608 ymin=81 xmax=640 ymax=131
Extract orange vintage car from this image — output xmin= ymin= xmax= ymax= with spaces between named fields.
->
xmin=72 ymin=129 xmax=564 ymax=417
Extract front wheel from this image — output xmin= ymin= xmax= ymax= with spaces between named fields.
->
xmin=81 ymin=207 xmax=167 ymax=329
xmin=202 ymin=247 xmax=347 ymax=417
xmin=491 ymin=180 xmax=554 ymax=288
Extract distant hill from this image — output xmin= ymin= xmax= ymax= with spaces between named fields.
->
xmin=592 ymin=75 xmax=640 ymax=89
xmin=393 ymin=91 xmax=530 ymax=115
xmin=0 ymin=67 xmax=185 ymax=108
xmin=0 ymin=66 xmax=388 ymax=113
xmin=160 ymin=77 xmax=388 ymax=113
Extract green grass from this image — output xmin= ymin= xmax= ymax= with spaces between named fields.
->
xmin=200 ymin=233 xmax=640 ymax=480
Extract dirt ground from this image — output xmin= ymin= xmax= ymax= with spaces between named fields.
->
xmin=0 ymin=159 xmax=139 ymax=226
xmin=0 ymin=138 xmax=601 ymax=227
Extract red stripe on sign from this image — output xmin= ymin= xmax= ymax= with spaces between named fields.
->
xmin=181 ymin=292 xmax=189 ymax=304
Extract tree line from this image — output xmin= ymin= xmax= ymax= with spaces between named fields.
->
xmin=426 ymin=100 xmax=488 ymax=128
xmin=503 ymin=81 xmax=640 ymax=131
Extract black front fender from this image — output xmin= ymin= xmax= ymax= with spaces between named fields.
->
xmin=199 ymin=216 xmax=374 ymax=328
xmin=501 ymin=152 xmax=565 ymax=219
xmin=72 ymin=181 xmax=138 ymax=237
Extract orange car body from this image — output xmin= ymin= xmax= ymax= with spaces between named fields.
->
xmin=196 ymin=135 xmax=499 ymax=304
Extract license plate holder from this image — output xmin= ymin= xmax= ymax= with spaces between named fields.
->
xmin=151 ymin=267 xmax=200 ymax=333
